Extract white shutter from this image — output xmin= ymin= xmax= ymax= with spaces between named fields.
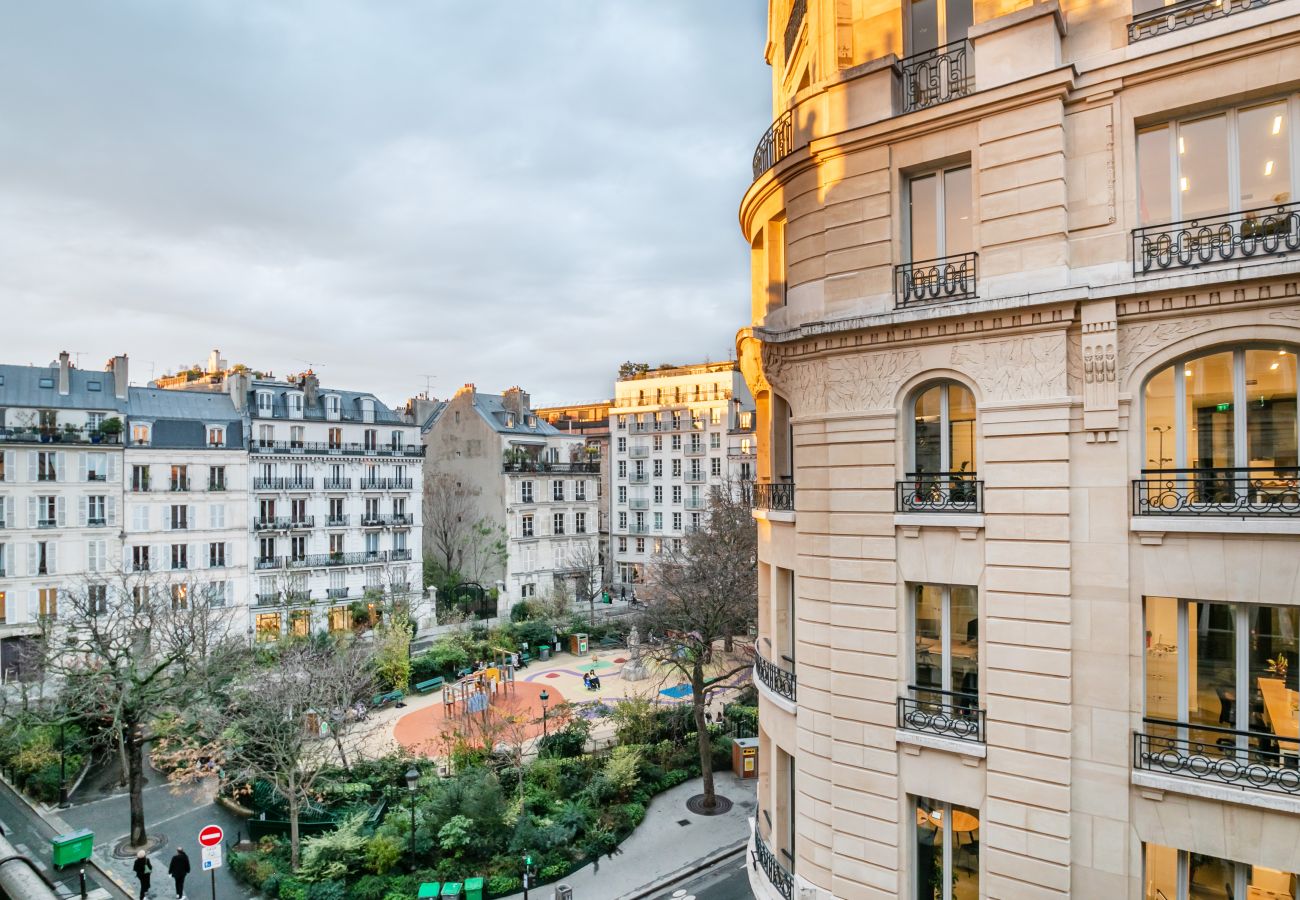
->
xmin=78 ymin=453 xmax=88 ymax=482
xmin=27 ymin=590 xmax=37 ymax=619
xmin=47 ymin=543 xmax=57 ymax=575
xmin=56 ymin=452 xmax=67 ymax=482
xmin=4 ymin=544 xmax=12 ymax=578
xmin=226 ymin=580 xmax=234 ymax=605
xmin=106 ymin=496 xmax=117 ymax=527
xmin=190 ymin=543 xmax=200 ymax=571
xmin=26 ymin=544 xmax=36 ymax=577
xmin=55 ymin=496 xmax=66 ymax=527
xmin=27 ymin=453 xmax=36 ymax=482
xmin=2 ymin=496 xmax=11 ymax=528
xmin=163 ymin=506 xmax=171 ymax=531
xmin=78 ymin=496 xmax=88 ymax=526
xmin=188 ymin=505 xmax=196 ymax=531
xmin=26 ymin=497 xmax=36 ymax=528
xmin=107 ymin=454 xmax=119 ymax=483
xmin=3 ymin=450 xmax=13 ymax=482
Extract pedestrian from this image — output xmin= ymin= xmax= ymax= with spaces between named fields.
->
xmin=168 ymin=846 xmax=191 ymax=899
xmin=133 ymin=850 xmax=152 ymax=900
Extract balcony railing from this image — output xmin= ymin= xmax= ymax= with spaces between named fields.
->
xmin=1132 ymin=202 xmax=1300 ymax=275
xmin=1128 ymin=0 xmax=1278 ymax=41
xmin=752 ymin=482 xmax=795 ymax=512
xmin=752 ymin=830 xmax=794 ymax=900
xmin=684 ymin=471 xmax=707 ymax=484
xmin=896 ymin=472 xmax=983 ymax=513
xmin=752 ymin=109 xmax=794 ymax=182
xmin=629 ymin=446 xmax=650 ymax=459
xmin=252 ymin=439 xmax=423 ymax=457
xmin=1134 ymin=718 xmax=1300 ymax=796
xmin=326 ymin=515 xmax=350 ymax=527
xmin=629 ymin=473 xmax=649 ymax=485
xmin=897 ymin=39 xmax=972 ymax=114
xmin=390 ymin=549 xmax=412 ymax=561
xmin=684 ymin=497 xmax=708 ymax=510
xmin=169 ymin=480 xmax=191 ymax=492
xmin=755 ymin=651 xmax=796 ymax=703
xmin=327 ymin=587 xmax=350 ymax=599
xmin=254 ymin=592 xmax=281 ymax=606
xmin=1133 ymin=467 xmax=1300 ymax=517
xmin=360 ymin=477 xmax=414 ymax=490
xmin=255 ymin=557 xmax=283 ymax=571
xmin=265 ymin=550 xmax=390 ymax=570
xmin=502 ymin=460 xmax=600 ymax=474
xmin=322 ymin=478 xmax=352 ymax=490
xmin=895 ymin=252 xmax=978 ymax=307
xmin=253 ymin=477 xmax=316 ymax=491
xmin=628 ymin=499 xmax=649 ymax=510
xmin=898 ymin=686 xmax=984 ymax=743
xmin=0 ymin=426 xmax=122 ymax=445
xmin=684 ymin=445 xmax=707 ymax=457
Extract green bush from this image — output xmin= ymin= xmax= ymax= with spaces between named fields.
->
xmin=351 ymin=875 xmax=391 ymax=900
xmin=278 ymin=877 xmax=308 ymax=900
xmin=488 ymin=873 xmax=522 ymax=896
xmin=510 ymin=600 xmax=537 ymax=622
xmin=307 ymin=882 xmax=346 ymax=900
xmin=661 ymin=769 xmax=690 ymax=789
xmin=537 ymin=718 xmax=590 ymax=759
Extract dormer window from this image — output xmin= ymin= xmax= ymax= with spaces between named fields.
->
xmin=207 ymin=425 xmax=225 ymax=447
xmin=360 ymin=398 xmax=375 ymax=423
xmin=256 ymin=391 xmax=272 ymax=415
xmin=325 ymin=395 xmax=341 ymax=420
xmin=506 ymin=416 xmax=515 ymax=428
xmin=288 ymin=393 xmax=304 ymax=419
xmin=132 ymin=423 xmax=151 ymax=446
xmin=527 ymin=416 xmax=536 ymax=429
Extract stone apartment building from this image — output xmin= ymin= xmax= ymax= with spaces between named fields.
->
xmin=608 ymin=363 xmax=756 ymax=587
xmin=421 ymin=385 xmax=601 ymax=614
xmin=740 ymin=1 xmax=1300 ymax=898
xmin=535 ymin=400 xmax=613 ymax=586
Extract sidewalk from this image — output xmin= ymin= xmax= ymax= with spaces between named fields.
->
xmin=501 ymin=771 xmax=756 ymax=900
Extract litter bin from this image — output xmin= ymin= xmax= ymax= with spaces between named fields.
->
xmin=554 ymin=885 xmax=574 ymax=900
xmin=569 ymin=633 xmax=588 ymax=655
xmin=51 ymin=828 xmax=94 ymax=870
xmin=463 ymin=876 xmax=484 ymax=900
xmin=539 ymin=645 xmax=550 ymax=661
xmin=732 ymin=737 xmax=759 ymax=779
xmin=417 ymin=883 xmax=442 ymax=898
xmin=441 ymin=882 xmax=463 ymax=899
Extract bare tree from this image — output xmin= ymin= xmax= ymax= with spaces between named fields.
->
xmin=46 ymin=574 xmax=244 ymax=848
xmin=422 ymin=474 xmax=507 ymax=592
xmin=315 ymin=639 xmax=377 ymax=771
xmin=559 ymin=539 xmax=607 ymax=627
xmin=215 ymin=641 xmax=370 ymax=868
xmin=640 ymin=482 xmax=758 ymax=811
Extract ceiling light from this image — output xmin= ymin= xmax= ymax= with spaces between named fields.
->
xmin=1273 ymin=116 xmax=1283 ymax=136
xmin=1180 ymin=177 xmax=1189 ymax=192
xmin=1265 ymin=160 xmax=1274 ymax=177
xmin=1270 ymin=362 xmax=1280 ymax=370
xmin=1185 ymin=368 xmax=1193 ymax=377
xmin=1178 ymin=136 xmax=1185 ymax=154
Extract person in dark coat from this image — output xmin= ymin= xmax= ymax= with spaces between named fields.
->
xmin=168 ymin=847 xmax=191 ymax=899
xmin=133 ymin=850 xmax=152 ymax=899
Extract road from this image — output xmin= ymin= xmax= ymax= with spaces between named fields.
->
xmin=0 ymin=777 xmax=126 ymax=899
xmin=646 ymin=851 xmax=755 ymax=900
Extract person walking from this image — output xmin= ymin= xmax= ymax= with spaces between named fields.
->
xmin=133 ymin=850 xmax=152 ymax=899
xmin=168 ymin=847 xmax=191 ymax=899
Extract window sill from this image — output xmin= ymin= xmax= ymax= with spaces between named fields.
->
xmin=1130 ymin=517 xmax=1300 ymax=541
xmin=1131 ymin=770 xmax=1300 ymax=816
xmin=895 ymin=513 xmax=984 ymax=538
xmin=752 ymin=509 xmax=796 ymax=524
xmin=895 ymin=728 xmax=987 ymax=759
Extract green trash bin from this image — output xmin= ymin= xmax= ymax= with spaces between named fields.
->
xmin=51 ymin=828 xmax=94 ymax=870
xmin=417 ymin=883 xmax=442 ymax=898
xmin=440 ymin=882 xmax=462 ymax=899
xmin=463 ymin=876 xmax=484 ymax=900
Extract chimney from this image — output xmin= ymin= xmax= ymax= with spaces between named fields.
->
xmin=502 ymin=386 xmax=530 ymax=417
xmin=105 ymin=354 xmax=129 ymax=400
xmin=207 ymin=349 xmax=226 ymax=374
xmin=302 ymin=371 xmax=319 ymax=407
xmin=57 ymin=351 xmax=71 ymax=396
xmin=226 ymin=371 xmax=249 ymax=412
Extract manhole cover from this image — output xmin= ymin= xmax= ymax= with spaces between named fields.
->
xmin=686 ymin=794 xmax=733 ymax=816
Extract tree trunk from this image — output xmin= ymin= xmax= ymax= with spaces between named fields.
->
xmin=288 ymin=787 xmax=301 ymax=870
xmin=117 ymin=728 xmax=129 ymax=787
xmin=331 ymin=729 xmax=351 ymax=771
xmin=692 ymin=659 xmax=716 ymax=810
xmin=126 ymin=725 xmax=148 ymax=847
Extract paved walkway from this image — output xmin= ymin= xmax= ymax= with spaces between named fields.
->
xmin=500 ymin=771 xmax=755 ymax=900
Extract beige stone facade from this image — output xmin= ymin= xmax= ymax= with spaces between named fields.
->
xmin=740 ymin=1 xmax=1300 ymax=898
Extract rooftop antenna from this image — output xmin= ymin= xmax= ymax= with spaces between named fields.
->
xmin=421 ymin=374 xmax=437 ymax=398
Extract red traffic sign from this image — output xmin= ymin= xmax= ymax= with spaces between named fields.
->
xmin=198 ymin=825 xmax=223 ymax=847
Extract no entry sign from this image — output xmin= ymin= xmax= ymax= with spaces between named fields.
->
xmin=198 ymin=824 xmax=224 ymax=847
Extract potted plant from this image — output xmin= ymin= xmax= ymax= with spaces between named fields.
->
xmin=63 ymin=423 xmax=80 ymax=443
xmin=98 ymin=418 xmax=123 ymax=444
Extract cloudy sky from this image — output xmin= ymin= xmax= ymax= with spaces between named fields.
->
xmin=0 ymin=2 xmax=770 ymax=408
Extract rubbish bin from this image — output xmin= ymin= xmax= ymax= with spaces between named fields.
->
xmin=417 ymin=883 xmax=442 ymax=898
xmin=441 ymin=882 xmax=463 ymax=899
xmin=539 ymin=645 xmax=550 ymax=661
xmin=554 ymin=884 xmax=574 ymax=900
xmin=463 ymin=876 xmax=484 ymax=900
xmin=51 ymin=828 xmax=94 ymax=870
xmin=569 ymin=633 xmax=588 ymax=655
xmin=732 ymin=737 xmax=759 ymax=779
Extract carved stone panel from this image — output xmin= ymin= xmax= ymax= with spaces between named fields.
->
xmin=949 ymin=332 xmax=1068 ymax=402
xmin=762 ymin=345 xmax=922 ymax=415
xmin=1081 ymin=299 xmax=1118 ymax=432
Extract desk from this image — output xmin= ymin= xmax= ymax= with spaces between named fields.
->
xmin=916 ymin=638 xmax=978 ymax=660
xmin=1257 ymin=677 xmax=1299 ymax=760
xmin=915 ymin=807 xmax=979 ymax=835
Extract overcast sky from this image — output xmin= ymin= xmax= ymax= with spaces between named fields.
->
xmin=0 ymin=2 xmax=770 ymax=409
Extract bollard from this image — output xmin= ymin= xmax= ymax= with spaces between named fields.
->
xmin=79 ymin=867 xmax=87 ymax=898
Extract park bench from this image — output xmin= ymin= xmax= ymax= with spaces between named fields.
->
xmin=518 ymin=651 xmax=532 ymax=664
xmin=371 ymin=689 xmax=405 ymax=708
xmin=414 ymin=676 xmax=445 ymax=694
xmin=598 ymin=635 xmax=623 ymax=650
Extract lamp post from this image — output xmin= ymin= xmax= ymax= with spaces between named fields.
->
xmin=57 ymin=721 xmax=69 ymax=808
xmin=539 ymin=690 xmax=550 ymax=740
xmin=404 ymin=767 xmax=419 ymax=869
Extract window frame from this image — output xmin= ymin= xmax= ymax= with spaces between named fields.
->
xmin=904 ymin=163 xmax=973 ymax=265
xmin=908 ymin=379 xmax=978 ymax=475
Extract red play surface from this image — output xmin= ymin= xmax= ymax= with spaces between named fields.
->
xmin=393 ymin=681 xmax=565 ymax=756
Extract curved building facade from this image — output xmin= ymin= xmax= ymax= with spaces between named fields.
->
xmin=739 ymin=1 xmax=1300 ymax=897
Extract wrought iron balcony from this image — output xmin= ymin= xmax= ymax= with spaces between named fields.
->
xmin=284 ymin=550 xmax=389 ymax=569
xmin=755 ymin=651 xmax=796 ymax=703
xmin=327 ymin=587 xmax=350 ymax=599
xmin=502 ymin=460 xmax=600 ymax=474
xmin=895 ymin=252 xmax=978 ymax=307
xmin=1133 ymin=202 xmax=1300 ymax=275
xmin=1133 ymin=467 xmax=1300 ymax=517
xmin=898 ymin=686 xmax=984 ymax=743
xmin=326 ymin=515 xmax=350 ymax=527
xmin=0 ymin=426 xmax=122 ymax=445
xmin=254 ymin=592 xmax=281 ymax=606
xmin=1134 ymin=718 xmax=1300 ymax=796
xmin=897 ymin=39 xmax=972 ymax=114
xmin=253 ymin=517 xmax=291 ymax=531
xmin=390 ymin=549 xmax=412 ymax=561
xmin=896 ymin=472 xmax=983 ymax=513
xmin=252 ymin=439 xmax=423 ymax=457
xmin=322 ymin=478 xmax=352 ymax=490
xmin=169 ymin=480 xmax=191 ymax=492
xmin=364 ymin=513 xmax=414 ymax=527
xmin=253 ymin=477 xmax=316 ymax=491
xmin=752 ymin=830 xmax=794 ymax=900
xmin=752 ymin=482 xmax=795 ymax=512
xmin=1129 ymin=0 xmax=1277 ymax=41
xmin=752 ymin=109 xmax=794 ymax=182
xmin=255 ymin=556 xmax=283 ymax=571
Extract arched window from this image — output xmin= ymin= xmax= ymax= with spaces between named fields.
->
xmin=1141 ymin=346 xmax=1297 ymax=512
xmin=901 ymin=381 xmax=979 ymax=512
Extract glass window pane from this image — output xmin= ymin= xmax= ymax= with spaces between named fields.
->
xmin=914 ymin=385 xmax=943 ymax=475
xmin=1178 ymin=115 xmax=1230 ymax=220
xmin=914 ymin=586 xmax=944 ymax=691
xmin=951 ymin=586 xmax=978 ymax=700
xmin=1185 ymin=352 xmax=1236 ymax=475
xmin=1238 ymin=102 xmax=1292 ymax=209
xmin=1247 ymin=865 xmax=1297 ymax=899
xmin=1188 ymin=602 xmax=1236 ymax=742
xmin=1245 ymin=349 xmax=1298 ymax=469
xmin=1144 ymin=596 xmax=1179 ymax=722
xmin=1143 ymin=843 xmax=1179 ymax=900
xmin=915 ymin=796 xmax=944 ymax=900
xmin=1188 ymin=852 xmax=1233 ymax=898
xmin=1145 ymin=365 xmax=1176 ymax=468
xmin=943 ymin=0 xmax=973 ymax=43
xmin=909 ymin=0 xmax=939 ymax=54
xmin=1246 ymin=605 xmax=1299 ymax=765
xmin=910 ymin=174 xmax=939 ymax=263
xmin=944 ymin=167 xmax=973 ymax=256
xmin=950 ymin=803 xmax=979 ymax=898
xmin=1138 ymin=126 xmax=1172 ymax=226
xmin=948 ymin=383 xmax=977 ymax=475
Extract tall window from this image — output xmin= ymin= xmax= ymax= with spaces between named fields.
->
xmin=912 ymin=381 xmax=977 ymax=476
xmin=36 ymin=452 xmax=57 ymax=481
xmin=521 ymin=514 xmax=534 ymax=538
xmin=328 ymin=427 xmax=342 ymax=449
xmin=171 ymin=544 xmax=187 ymax=570
xmin=912 ymin=585 xmax=979 ymax=702
xmin=914 ymin=797 xmax=979 ymax=899
xmin=209 ymin=466 xmax=226 ymax=490
xmin=1144 ymin=843 xmax=1296 ymax=899
xmin=131 ymin=465 xmax=149 ymax=492
xmin=521 ymin=481 xmax=534 ymax=504
xmin=1137 ymin=99 xmax=1293 ymax=226
xmin=170 ymin=465 xmax=188 ymax=491
xmin=38 ymin=588 xmax=58 ymax=620
xmin=552 ymin=480 xmax=564 ymax=501
xmin=553 ymin=512 xmax=565 ymax=535
xmin=907 ymin=0 xmax=972 ymax=53
xmin=576 ymin=480 xmax=586 ymax=501
xmin=575 ymin=511 xmax=586 ymax=533
xmin=908 ymin=167 xmax=972 ymax=264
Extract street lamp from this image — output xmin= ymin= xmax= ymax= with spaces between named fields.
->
xmin=404 ymin=767 xmax=419 ymax=869
xmin=539 ymin=690 xmax=550 ymax=740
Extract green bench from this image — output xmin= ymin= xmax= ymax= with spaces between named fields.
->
xmin=518 ymin=651 xmax=532 ymax=664
xmin=414 ymin=677 xmax=445 ymax=694
xmin=598 ymin=635 xmax=623 ymax=650
xmin=371 ymin=689 xmax=405 ymax=708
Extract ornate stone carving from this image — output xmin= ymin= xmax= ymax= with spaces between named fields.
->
xmin=1116 ymin=318 xmax=1211 ymax=387
xmin=949 ymin=333 xmax=1067 ymax=402
xmin=1081 ymin=299 xmax=1118 ymax=432
xmin=762 ymin=345 xmax=921 ymax=414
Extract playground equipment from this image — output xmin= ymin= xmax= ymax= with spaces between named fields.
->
xmin=440 ymin=655 xmax=517 ymax=718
